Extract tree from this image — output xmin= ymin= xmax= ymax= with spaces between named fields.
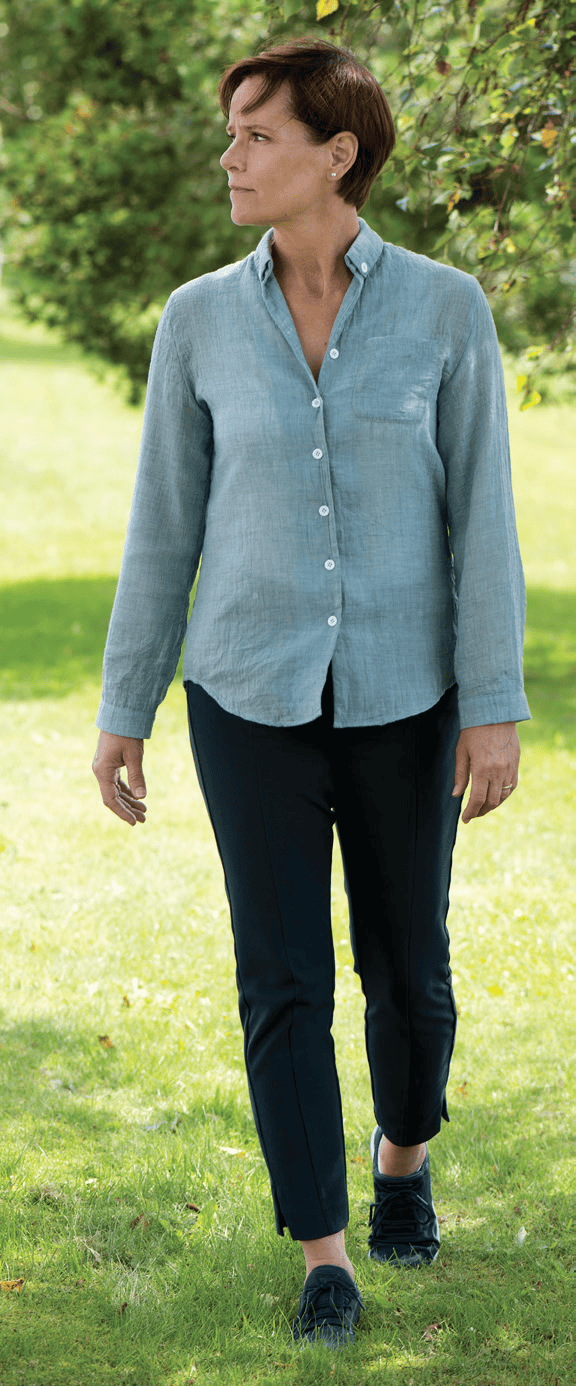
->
xmin=0 ymin=0 xmax=574 ymax=404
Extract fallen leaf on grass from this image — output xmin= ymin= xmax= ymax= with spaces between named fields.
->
xmin=487 ymin=984 xmax=504 ymax=997
xmin=423 ymin=1322 xmax=441 ymax=1340
xmin=185 ymin=1202 xmax=200 ymax=1212
xmin=219 ymin=1145 xmax=246 ymax=1156
xmin=122 ymin=995 xmax=131 ymax=1007
xmin=98 ymin=1035 xmax=114 ymax=1048
xmin=118 ymin=1302 xmax=128 ymax=1316
xmin=438 ymin=1214 xmax=448 ymax=1224
xmin=0 ymin=1278 xmax=24 ymax=1292
xmin=455 ymin=1080 xmax=469 ymax=1095
xmin=130 ymin=1214 xmax=149 ymax=1229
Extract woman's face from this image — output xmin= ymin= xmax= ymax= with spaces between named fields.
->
xmin=220 ymin=76 xmax=352 ymax=228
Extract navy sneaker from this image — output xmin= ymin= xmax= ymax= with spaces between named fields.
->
xmin=368 ymin=1125 xmax=440 ymax=1268
xmin=291 ymin=1264 xmax=365 ymax=1349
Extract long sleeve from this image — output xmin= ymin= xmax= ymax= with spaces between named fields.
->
xmin=96 ymin=299 xmax=213 ymax=737
xmin=437 ymin=280 xmax=531 ymax=728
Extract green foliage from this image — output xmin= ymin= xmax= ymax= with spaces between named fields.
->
xmin=0 ymin=0 xmax=575 ymax=402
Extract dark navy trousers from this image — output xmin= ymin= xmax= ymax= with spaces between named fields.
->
xmin=185 ymin=665 xmax=462 ymax=1242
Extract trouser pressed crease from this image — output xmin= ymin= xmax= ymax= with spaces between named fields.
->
xmin=185 ymin=663 xmax=462 ymax=1242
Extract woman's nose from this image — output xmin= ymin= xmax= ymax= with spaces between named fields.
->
xmin=220 ymin=147 xmax=239 ymax=171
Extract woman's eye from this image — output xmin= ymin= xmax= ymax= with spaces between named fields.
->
xmin=226 ymin=133 xmax=266 ymax=142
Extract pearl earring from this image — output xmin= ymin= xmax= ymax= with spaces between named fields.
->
xmin=331 ymin=173 xmax=337 ymax=177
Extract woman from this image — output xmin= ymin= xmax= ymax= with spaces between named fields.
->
xmin=93 ymin=36 xmax=530 ymax=1350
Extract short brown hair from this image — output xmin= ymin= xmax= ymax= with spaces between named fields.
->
xmin=218 ymin=36 xmax=395 ymax=212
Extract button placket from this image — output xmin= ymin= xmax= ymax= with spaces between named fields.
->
xmin=310 ymin=401 xmax=340 ymax=632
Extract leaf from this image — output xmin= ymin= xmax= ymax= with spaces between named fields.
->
xmin=423 ymin=1322 xmax=441 ymax=1340
xmin=219 ymin=1145 xmax=246 ymax=1156
xmin=118 ymin=1301 xmax=128 ymax=1315
xmin=487 ymin=984 xmax=504 ymax=996
xmin=517 ymin=373 xmax=528 ymax=392
xmin=317 ymin=0 xmax=338 ymax=17
xmin=519 ymin=391 xmax=541 ymax=411
xmin=129 ymin=1214 xmax=149 ymax=1229
xmin=0 ymin=1278 xmax=25 ymax=1292
xmin=455 ymin=1080 xmax=469 ymax=1095
xmin=122 ymin=994 xmax=131 ymax=1006
xmin=98 ymin=1034 xmax=114 ymax=1048
xmin=541 ymin=126 xmax=557 ymax=150
xmin=185 ymin=1201 xmax=200 ymax=1212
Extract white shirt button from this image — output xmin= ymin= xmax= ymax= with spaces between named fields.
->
xmin=324 ymin=559 xmax=335 ymax=570
xmin=312 ymin=448 xmax=323 ymax=460
xmin=312 ymin=397 xmax=322 ymax=408
xmin=327 ymin=615 xmax=338 ymax=626
xmin=329 ymin=348 xmax=339 ymax=359
xmin=319 ymin=505 xmax=329 ymax=516
xmin=361 ymin=262 xmax=368 ymax=273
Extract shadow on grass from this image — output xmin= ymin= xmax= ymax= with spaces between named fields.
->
xmin=0 ymin=577 xmax=574 ymax=742
xmin=0 ymin=1011 xmax=253 ymax=1149
xmin=0 ymin=575 xmax=196 ymax=700
xmin=0 ymin=577 xmax=119 ymax=698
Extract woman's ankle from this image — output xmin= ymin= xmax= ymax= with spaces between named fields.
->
xmin=303 ymin=1255 xmax=355 ymax=1281
xmin=300 ymin=1229 xmax=355 ymax=1281
xmin=378 ymin=1134 xmax=427 ymax=1177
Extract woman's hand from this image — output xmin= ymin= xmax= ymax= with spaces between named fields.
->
xmin=92 ymin=731 xmax=147 ymax=826
xmin=452 ymin=721 xmax=520 ymax=824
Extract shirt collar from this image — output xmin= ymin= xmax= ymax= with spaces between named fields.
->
xmin=254 ymin=216 xmax=384 ymax=285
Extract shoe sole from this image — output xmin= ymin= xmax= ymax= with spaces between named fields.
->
xmin=367 ymin=1244 xmax=439 ymax=1268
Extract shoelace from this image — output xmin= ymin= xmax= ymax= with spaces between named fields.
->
xmin=369 ymin=1185 xmax=432 ymax=1240
xmin=295 ymin=1280 xmax=359 ymax=1336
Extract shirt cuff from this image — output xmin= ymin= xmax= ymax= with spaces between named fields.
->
xmin=96 ymin=699 xmax=157 ymax=739
xmin=457 ymin=686 xmax=532 ymax=730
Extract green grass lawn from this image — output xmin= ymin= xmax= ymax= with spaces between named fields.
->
xmin=0 ymin=294 xmax=574 ymax=1385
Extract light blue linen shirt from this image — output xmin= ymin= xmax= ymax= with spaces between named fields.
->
xmin=96 ymin=217 xmax=531 ymax=737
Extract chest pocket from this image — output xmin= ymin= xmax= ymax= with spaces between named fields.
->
xmin=353 ymin=336 xmax=443 ymax=422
